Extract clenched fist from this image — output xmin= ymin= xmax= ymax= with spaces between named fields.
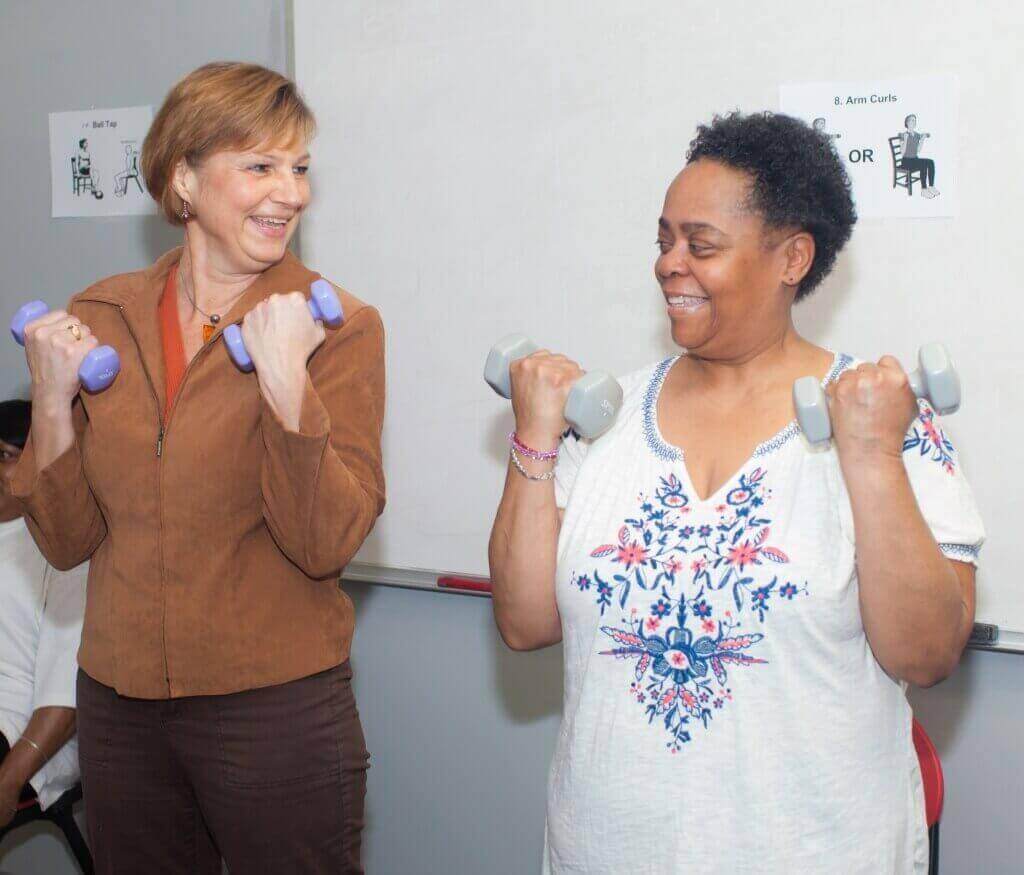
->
xmin=825 ymin=356 xmax=919 ymax=463
xmin=509 ymin=352 xmax=584 ymax=450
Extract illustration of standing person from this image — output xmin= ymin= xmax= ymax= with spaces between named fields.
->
xmin=76 ymin=138 xmax=103 ymax=199
xmin=899 ymin=114 xmax=939 ymax=199
xmin=813 ymin=117 xmax=842 ymax=142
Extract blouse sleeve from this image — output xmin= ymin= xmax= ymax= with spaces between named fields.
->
xmin=554 ymin=428 xmax=591 ymax=510
xmin=901 ymin=400 xmax=986 ymax=566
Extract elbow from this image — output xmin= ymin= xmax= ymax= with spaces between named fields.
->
xmin=300 ymin=500 xmax=381 ymax=580
xmin=905 ymin=665 xmax=954 ymax=689
xmin=493 ymin=611 xmax=561 ymax=652
xmin=497 ymin=626 xmax=550 ymax=652
xmin=43 ymin=543 xmax=93 ymax=572
xmin=899 ymin=649 xmax=963 ymax=688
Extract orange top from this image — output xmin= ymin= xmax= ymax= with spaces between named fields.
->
xmin=158 ymin=265 xmax=186 ymax=419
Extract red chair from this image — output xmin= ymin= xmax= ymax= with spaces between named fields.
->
xmin=912 ymin=719 xmax=943 ymax=875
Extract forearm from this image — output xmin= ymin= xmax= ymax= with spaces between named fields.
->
xmin=846 ymin=455 xmax=971 ymax=684
xmin=257 ymin=363 xmax=306 ymax=433
xmin=0 ymin=707 xmax=76 ymax=791
xmin=488 ymin=453 xmax=562 ymax=651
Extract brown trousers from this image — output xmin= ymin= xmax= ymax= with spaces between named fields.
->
xmin=76 ymin=662 xmax=369 ymax=874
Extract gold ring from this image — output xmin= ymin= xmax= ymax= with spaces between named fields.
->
xmin=67 ymin=324 xmax=82 ymax=341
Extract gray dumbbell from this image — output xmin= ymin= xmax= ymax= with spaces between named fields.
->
xmin=484 ymin=334 xmax=624 ymax=439
xmin=794 ymin=343 xmax=960 ymax=446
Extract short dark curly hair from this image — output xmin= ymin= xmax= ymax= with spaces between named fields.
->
xmin=686 ymin=111 xmax=856 ymax=301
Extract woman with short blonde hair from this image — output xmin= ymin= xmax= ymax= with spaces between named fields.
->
xmin=12 ymin=62 xmax=384 ymax=873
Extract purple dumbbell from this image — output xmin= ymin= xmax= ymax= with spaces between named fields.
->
xmin=10 ymin=301 xmax=120 ymax=393
xmin=223 ymin=278 xmax=344 ymax=372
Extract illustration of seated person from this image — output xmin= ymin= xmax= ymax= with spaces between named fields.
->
xmin=114 ymin=144 xmax=143 ymax=197
xmin=72 ymin=139 xmax=103 ymax=199
xmin=898 ymin=114 xmax=939 ymax=199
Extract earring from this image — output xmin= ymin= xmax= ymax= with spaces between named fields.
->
xmin=180 ymin=201 xmax=192 ymax=221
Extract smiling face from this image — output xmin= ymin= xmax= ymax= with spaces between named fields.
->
xmin=173 ymin=137 xmax=311 ymax=275
xmin=906 ymin=115 xmax=918 ymax=131
xmin=655 ymin=160 xmax=811 ymax=358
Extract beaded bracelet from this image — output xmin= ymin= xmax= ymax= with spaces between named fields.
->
xmin=509 ymin=445 xmax=556 ymax=481
xmin=508 ymin=432 xmax=559 ymax=461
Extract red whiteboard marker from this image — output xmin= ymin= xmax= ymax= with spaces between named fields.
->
xmin=437 ymin=575 xmax=492 ymax=594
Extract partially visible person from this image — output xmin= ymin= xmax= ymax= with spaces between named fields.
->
xmin=0 ymin=399 xmax=86 ymax=834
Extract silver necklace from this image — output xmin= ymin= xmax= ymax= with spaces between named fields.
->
xmin=179 ymin=267 xmax=239 ymax=326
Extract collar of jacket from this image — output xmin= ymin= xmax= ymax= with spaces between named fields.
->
xmin=73 ymin=246 xmax=322 ymax=416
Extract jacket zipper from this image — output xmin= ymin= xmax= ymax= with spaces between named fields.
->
xmin=108 ymin=303 xmax=238 ymax=695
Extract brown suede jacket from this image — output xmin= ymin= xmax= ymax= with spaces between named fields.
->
xmin=10 ymin=248 xmax=385 ymax=698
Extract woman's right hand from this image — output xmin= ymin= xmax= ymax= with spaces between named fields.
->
xmin=509 ymin=351 xmax=584 ymax=450
xmin=23 ymin=311 xmax=99 ymax=408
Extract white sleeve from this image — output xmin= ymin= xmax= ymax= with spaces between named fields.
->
xmin=554 ymin=428 xmax=591 ymax=510
xmin=32 ymin=561 xmax=88 ymax=711
xmin=903 ymin=401 xmax=985 ymax=566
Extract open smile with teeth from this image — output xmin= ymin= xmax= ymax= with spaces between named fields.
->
xmin=251 ymin=216 xmax=290 ymax=230
xmin=667 ymin=295 xmax=709 ymax=311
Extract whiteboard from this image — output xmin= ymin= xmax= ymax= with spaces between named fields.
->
xmin=295 ymin=0 xmax=1020 ymax=639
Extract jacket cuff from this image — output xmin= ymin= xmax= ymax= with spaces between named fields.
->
xmin=10 ymin=442 xmax=86 ymax=521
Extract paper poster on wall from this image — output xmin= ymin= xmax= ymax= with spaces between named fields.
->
xmin=779 ymin=75 xmax=958 ymax=219
xmin=49 ymin=105 xmax=155 ymax=218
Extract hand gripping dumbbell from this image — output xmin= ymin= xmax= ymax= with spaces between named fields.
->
xmin=223 ymin=279 xmax=344 ymax=372
xmin=484 ymin=334 xmax=624 ymax=439
xmin=793 ymin=343 xmax=960 ymax=446
xmin=10 ymin=302 xmax=120 ymax=393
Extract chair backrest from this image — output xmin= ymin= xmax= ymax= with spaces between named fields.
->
xmin=71 ymin=156 xmax=78 ymax=175
xmin=889 ymin=135 xmax=904 ymax=161
xmin=912 ymin=718 xmax=944 ymax=828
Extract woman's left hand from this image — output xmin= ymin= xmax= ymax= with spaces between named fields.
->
xmin=240 ymin=292 xmax=327 ymax=430
xmin=240 ymin=291 xmax=326 ymax=381
xmin=826 ymin=356 xmax=919 ymax=465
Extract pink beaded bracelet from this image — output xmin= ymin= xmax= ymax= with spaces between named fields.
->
xmin=508 ymin=432 xmax=559 ymax=461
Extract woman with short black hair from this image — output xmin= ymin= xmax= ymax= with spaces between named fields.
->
xmin=490 ymin=111 xmax=983 ymax=873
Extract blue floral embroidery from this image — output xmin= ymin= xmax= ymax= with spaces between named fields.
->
xmin=903 ymin=402 xmax=956 ymax=474
xmin=574 ymin=467 xmax=809 ymax=752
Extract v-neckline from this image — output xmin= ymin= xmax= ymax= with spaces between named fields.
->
xmin=642 ymin=351 xmax=851 ymax=506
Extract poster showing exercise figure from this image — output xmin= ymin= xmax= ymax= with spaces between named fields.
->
xmin=780 ymin=75 xmax=958 ymax=218
xmin=48 ymin=105 xmax=155 ymax=218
